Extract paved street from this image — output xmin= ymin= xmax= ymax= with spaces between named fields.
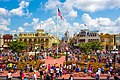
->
xmin=0 ymin=56 xmax=119 ymax=80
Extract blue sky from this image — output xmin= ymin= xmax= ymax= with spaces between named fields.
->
xmin=0 ymin=0 xmax=120 ymax=39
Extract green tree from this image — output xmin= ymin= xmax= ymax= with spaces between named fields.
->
xmin=8 ymin=41 xmax=26 ymax=53
xmin=78 ymin=41 xmax=102 ymax=54
xmin=90 ymin=41 xmax=102 ymax=51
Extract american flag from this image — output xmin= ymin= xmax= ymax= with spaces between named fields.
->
xmin=58 ymin=8 xmax=64 ymax=20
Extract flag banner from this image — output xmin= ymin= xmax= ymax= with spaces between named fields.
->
xmin=58 ymin=8 xmax=64 ymax=20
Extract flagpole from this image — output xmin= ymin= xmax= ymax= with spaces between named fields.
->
xmin=56 ymin=5 xmax=58 ymax=56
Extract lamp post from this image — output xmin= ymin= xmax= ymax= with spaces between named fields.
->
xmin=34 ymin=45 xmax=37 ymax=61
xmin=66 ymin=47 xmax=68 ymax=63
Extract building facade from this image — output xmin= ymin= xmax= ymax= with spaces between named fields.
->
xmin=0 ymin=34 xmax=3 ymax=48
xmin=62 ymin=30 xmax=70 ymax=43
xmin=114 ymin=33 xmax=120 ymax=50
xmin=17 ymin=29 xmax=59 ymax=51
xmin=3 ymin=34 xmax=13 ymax=48
xmin=74 ymin=29 xmax=100 ymax=45
xmin=100 ymin=33 xmax=115 ymax=51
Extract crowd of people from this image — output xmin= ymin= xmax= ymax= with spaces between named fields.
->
xmin=0 ymin=49 xmax=120 ymax=80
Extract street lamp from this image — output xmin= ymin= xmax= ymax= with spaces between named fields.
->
xmin=66 ymin=47 xmax=68 ymax=63
xmin=34 ymin=45 xmax=37 ymax=61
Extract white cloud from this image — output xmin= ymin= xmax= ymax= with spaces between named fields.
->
xmin=30 ymin=17 xmax=72 ymax=38
xmin=0 ymin=17 xmax=10 ymax=25
xmin=82 ymin=13 xmax=112 ymax=27
xmin=100 ymin=26 xmax=120 ymax=34
xmin=0 ymin=1 xmax=32 ymax=32
xmin=0 ymin=8 xmax=10 ymax=16
xmin=45 ymin=0 xmax=120 ymax=13
xmin=0 ymin=1 xmax=31 ymax=17
xmin=0 ymin=17 xmax=10 ymax=31
xmin=11 ymin=30 xmax=17 ymax=33
xmin=10 ymin=1 xmax=31 ymax=16
xmin=74 ymin=0 xmax=107 ymax=12
xmin=23 ymin=22 xmax=29 ymax=27
xmin=0 ymin=25 xmax=10 ymax=31
xmin=81 ymin=13 xmax=120 ymax=34
xmin=73 ymin=22 xmax=79 ymax=27
xmin=34 ymin=18 xmax=55 ymax=31
xmin=98 ymin=18 xmax=111 ymax=26
xmin=82 ymin=13 xmax=98 ymax=27
xmin=23 ymin=18 xmax=39 ymax=27
xmin=68 ymin=10 xmax=77 ymax=18
xmin=74 ymin=0 xmax=120 ymax=12
xmin=115 ymin=17 xmax=120 ymax=26
xmin=19 ymin=0 xmax=29 ymax=8
xmin=18 ymin=27 xmax=25 ymax=32
xmin=44 ymin=0 xmax=62 ymax=10
xmin=31 ymin=18 xmax=39 ymax=25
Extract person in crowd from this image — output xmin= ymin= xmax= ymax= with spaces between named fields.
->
xmin=21 ymin=71 xmax=25 ymax=80
xmin=29 ymin=65 xmax=34 ymax=72
xmin=114 ymin=73 xmax=119 ymax=80
xmin=59 ymin=64 xmax=63 ymax=77
xmin=20 ymin=69 xmax=23 ymax=80
xmin=0 ymin=63 xmax=2 ymax=71
xmin=26 ymin=63 xmax=30 ymax=72
xmin=72 ymin=62 xmax=76 ymax=71
xmin=88 ymin=65 xmax=93 ymax=75
xmin=84 ymin=65 xmax=88 ymax=73
xmin=45 ymin=73 xmax=51 ymax=80
xmin=7 ymin=71 xmax=12 ymax=80
xmin=9 ymin=63 xmax=13 ymax=70
xmin=95 ymin=69 xmax=101 ymax=80
xmin=13 ymin=64 xmax=17 ymax=73
xmin=109 ymin=58 xmax=112 ymax=67
xmin=33 ymin=70 xmax=37 ymax=80
xmin=75 ymin=66 xmax=81 ymax=72
xmin=39 ymin=67 xmax=44 ymax=80
xmin=110 ymin=66 xmax=113 ymax=75
xmin=101 ymin=66 xmax=104 ymax=74
xmin=68 ymin=64 xmax=72 ymax=73
xmin=50 ymin=67 xmax=54 ymax=80
xmin=55 ymin=66 xmax=60 ymax=78
xmin=48 ymin=64 xmax=51 ymax=73
xmin=106 ymin=71 xmax=111 ymax=80
xmin=106 ymin=62 xmax=109 ymax=68
xmin=69 ymin=75 xmax=74 ymax=80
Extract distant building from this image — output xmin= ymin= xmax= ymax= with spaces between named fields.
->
xmin=74 ymin=29 xmax=100 ymax=45
xmin=62 ymin=30 xmax=70 ymax=43
xmin=114 ymin=33 xmax=120 ymax=50
xmin=13 ymin=34 xmax=18 ymax=41
xmin=17 ymin=29 xmax=59 ymax=51
xmin=100 ymin=33 xmax=115 ymax=51
xmin=3 ymin=34 xmax=13 ymax=48
xmin=0 ymin=34 xmax=3 ymax=48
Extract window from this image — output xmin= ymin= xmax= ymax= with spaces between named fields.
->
xmin=110 ymin=39 xmax=113 ymax=42
xmin=106 ymin=39 xmax=109 ymax=42
xmin=101 ymin=39 xmax=104 ymax=42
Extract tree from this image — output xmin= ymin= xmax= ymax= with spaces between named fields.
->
xmin=78 ymin=41 xmax=102 ymax=54
xmin=8 ymin=41 xmax=26 ymax=53
xmin=90 ymin=41 xmax=102 ymax=51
